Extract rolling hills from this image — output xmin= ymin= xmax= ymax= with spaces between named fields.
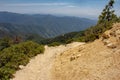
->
xmin=0 ymin=12 xmax=96 ymax=38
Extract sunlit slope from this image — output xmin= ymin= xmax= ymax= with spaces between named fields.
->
xmin=52 ymin=23 xmax=120 ymax=80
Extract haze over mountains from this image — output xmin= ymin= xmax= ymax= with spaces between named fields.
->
xmin=0 ymin=12 xmax=96 ymax=38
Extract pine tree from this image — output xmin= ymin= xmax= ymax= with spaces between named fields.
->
xmin=98 ymin=0 xmax=115 ymax=23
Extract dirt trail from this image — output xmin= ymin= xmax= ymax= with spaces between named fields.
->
xmin=12 ymin=42 xmax=85 ymax=80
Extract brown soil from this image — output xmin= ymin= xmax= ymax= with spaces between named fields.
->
xmin=52 ymin=23 xmax=120 ymax=80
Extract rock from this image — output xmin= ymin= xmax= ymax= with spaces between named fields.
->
xmin=107 ymin=43 xmax=116 ymax=49
xmin=116 ymin=30 xmax=120 ymax=35
xmin=76 ymin=54 xmax=82 ymax=58
xmin=19 ymin=65 xmax=24 ymax=69
xmin=70 ymin=56 xmax=75 ymax=61
xmin=110 ymin=31 xmax=116 ymax=37
xmin=102 ymin=40 xmax=110 ymax=45
xmin=102 ymin=33 xmax=110 ymax=40
xmin=116 ymin=30 xmax=120 ymax=42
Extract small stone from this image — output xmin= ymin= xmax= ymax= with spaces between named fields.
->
xmin=107 ymin=43 xmax=116 ymax=49
xmin=70 ymin=56 xmax=75 ymax=61
xmin=102 ymin=32 xmax=110 ymax=40
xmin=102 ymin=40 xmax=110 ymax=45
xmin=19 ymin=65 xmax=24 ymax=69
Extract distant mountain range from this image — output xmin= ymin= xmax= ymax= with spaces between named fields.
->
xmin=0 ymin=11 xmax=96 ymax=38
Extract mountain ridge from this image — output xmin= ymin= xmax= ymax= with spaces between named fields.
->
xmin=0 ymin=11 xmax=96 ymax=38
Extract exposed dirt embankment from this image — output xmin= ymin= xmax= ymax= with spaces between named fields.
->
xmin=12 ymin=42 xmax=85 ymax=80
xmin=52 ymin=23 xmax=120 ymax=80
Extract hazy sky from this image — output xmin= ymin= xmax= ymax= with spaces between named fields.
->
xmin=0 ymin=0 xmax=120 ymax=19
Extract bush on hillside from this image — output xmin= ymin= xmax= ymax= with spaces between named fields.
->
xmin=0 ymin=37 xmax=13 ymax=51
xmin=48 ymin=42 xmax=61 ymax=47
xmin=0 ymin=41 xmax=44 ymax=80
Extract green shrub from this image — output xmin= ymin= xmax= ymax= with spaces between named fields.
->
xmin=0 ymin=41 xmax=45 ymax=80
xmin=84 ymin=34 xmax=99 ymax=42
xmin=48 ymin=42 xmax=61 ymax=47
xmin=65 ymin=39 xmax=73 ymax=44
xmin=0 ymin=67 xmax=15 ymax=80
xmin=74 ymin=36 xmax=85 ymax=42
xmin=0 ymin=37 xmax=13 ymax=51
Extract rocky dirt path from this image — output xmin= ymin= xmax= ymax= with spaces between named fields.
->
xmin=12 ymin=42 xmax=85 ymax=80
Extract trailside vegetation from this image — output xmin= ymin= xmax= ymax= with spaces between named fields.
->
xmin=0 ymin=41 xmax=44 ymax=80
xmin=79 ymin=0 xmax=120 ymax=42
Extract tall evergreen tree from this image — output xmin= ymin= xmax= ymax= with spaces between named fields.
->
xmin=98 ymin=0 xmax=115 ymax=23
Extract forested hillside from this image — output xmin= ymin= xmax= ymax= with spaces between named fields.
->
xmin=0 ymin=12 xmax=96 ymax=38
xmin=40 ymin=0 xmax=120 ymax=46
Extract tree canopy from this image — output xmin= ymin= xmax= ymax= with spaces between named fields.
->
xmin=98 ymin=0 xmax=116 ymax=23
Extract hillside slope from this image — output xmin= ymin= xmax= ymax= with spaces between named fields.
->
xmin=52 ymin=23 xmax=120 ymax=80
xmin=0 ymin=12 xmax=96 ymax=38
xmin=12 ymin=23 xmax=120 ymax=80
